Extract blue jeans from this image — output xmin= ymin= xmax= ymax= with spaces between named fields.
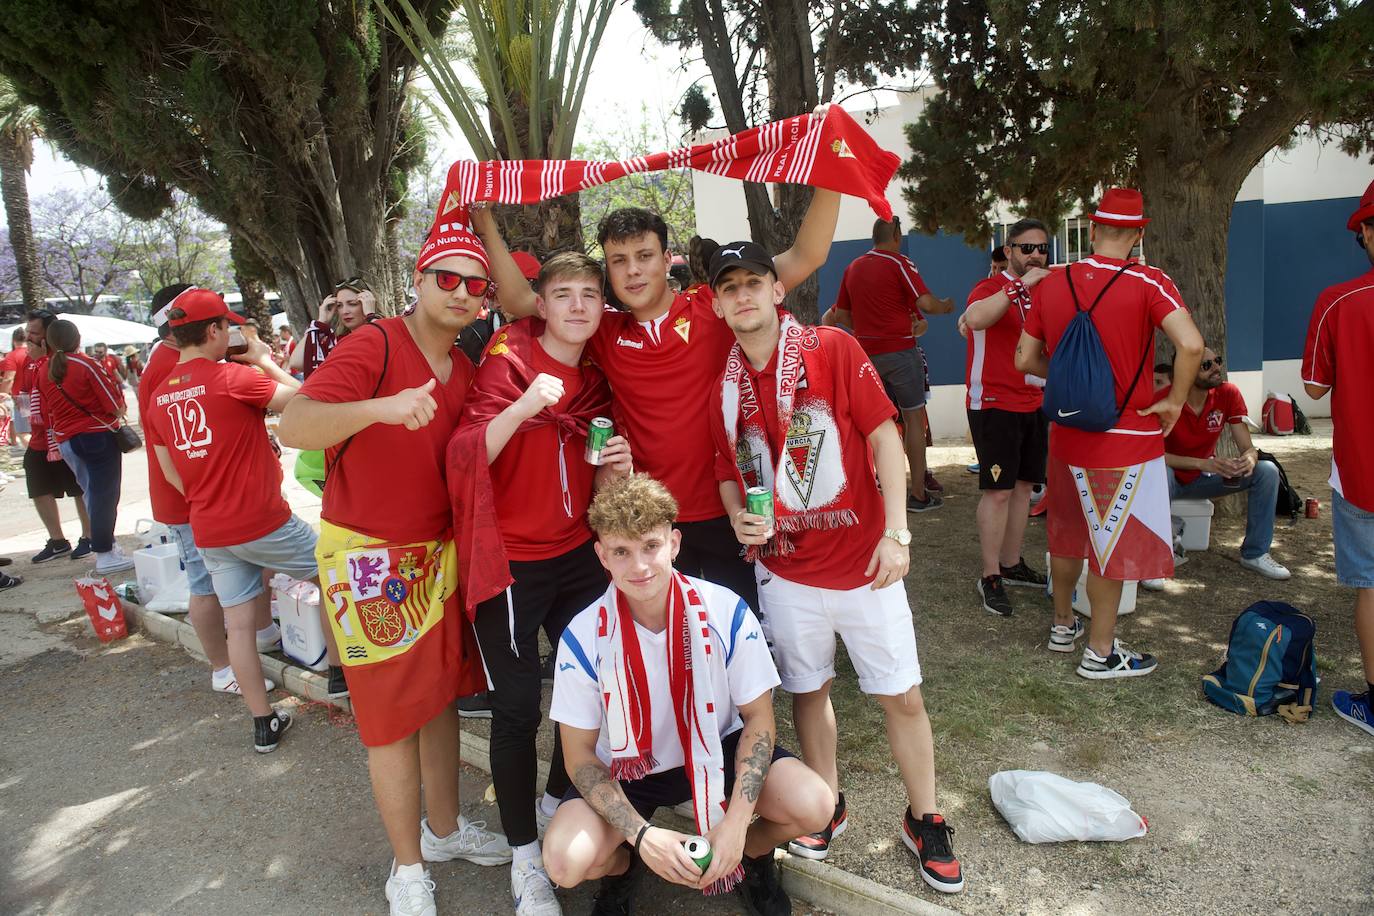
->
xmin=58 ymin=431 xmax=123 ymax=553
xmin=1167 ymin=459 xmax=1279 ymax=560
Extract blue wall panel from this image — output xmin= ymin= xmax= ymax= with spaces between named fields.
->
xmin=1223 ymin=199 xmax=1266 ymax=371
xmin=1262 ymin=196 xmax=1366 ymax=361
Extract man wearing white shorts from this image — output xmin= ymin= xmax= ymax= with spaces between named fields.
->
xmin=707 ymin=242 xmax=964 ymax=895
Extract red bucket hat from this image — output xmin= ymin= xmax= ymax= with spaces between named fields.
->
xmin=1346 ymin=179 xmax=1374 ymax=232
xmin=1089 ymin=188 xmax=1150 ymax=228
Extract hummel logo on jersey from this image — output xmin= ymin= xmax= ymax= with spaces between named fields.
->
xmin=1057 ymin=409 xmax=1082 ymax=418
xmin=559 ymin=661 xmax=576 ymax=671
xmin=719 ymin=245 xmax=747 ymax=259
xmin=615 ymin=336 xmax=644 ymax=349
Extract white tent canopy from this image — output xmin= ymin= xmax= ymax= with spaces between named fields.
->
xmin=0 ymin=312 xmax=158 ymax=353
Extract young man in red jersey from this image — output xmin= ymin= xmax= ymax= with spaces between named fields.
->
xmin=148 ymin=288 xmax=310 ymax=752
xmin=959 ymin=218 xmax=1052 ymax=619
xmin=1016 ymin=188 xmax=1203 ymax=678
xmin=1302 ymin=178 xmax=1374 ymax=737
xmin=709 ymin=241 xmax=964 ymax=894
xmin=278 ymin=204 xmax=527 ymax=916
xmin=448 ymin=252 xmax=633 ymax=916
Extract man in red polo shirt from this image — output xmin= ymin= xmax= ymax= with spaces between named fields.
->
xmin=1302 ymin=178 xmax=1374 ymax=737
xmin=960 ymin=217 xmax=1052 ymax=618
xmin=1161 ymin=346 xmax=1289 ymax=580
xmin=710 ymin=241 xmax=964 ymax=893
xmin=824 ymin=216 xmax=955 ymax=511
xmin=1017 ymin=188 xmax=1203 ymax=678
xmin=90 ymin=342 xmax=127 ymax=385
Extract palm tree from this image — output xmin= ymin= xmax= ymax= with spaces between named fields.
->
xmin=0 ymin=74 xmax=43 ymax=311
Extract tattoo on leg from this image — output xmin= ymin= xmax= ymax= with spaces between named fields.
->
xmin=573 ymin=762 xmax=644 ymax=840
xmin=737 ymin=731 xmax=773 ymax=803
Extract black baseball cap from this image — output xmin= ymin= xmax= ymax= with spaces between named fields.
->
xmin=708 ymin=240 xmax=776 ymax=287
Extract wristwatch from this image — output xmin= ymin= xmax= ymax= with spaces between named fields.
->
xmin=883 ymin=527 xmax=912 ymax=547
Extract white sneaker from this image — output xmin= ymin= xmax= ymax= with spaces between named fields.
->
xmin=385 ymin=862 xmax=437 ymax=916
xmin=1140 ymin=578 xmax=1167 ymax=592
xmin=211 ymin=668 xmax=277 ymax=695
xmin=1239 ymin=553 xmax=1291 ymax=580
xmin=95 ymin=545 xmax=135 ymax=575
xmin=255 ymin=623 xmax=282 ymax=653
xmin=420 ymin=815 xmax=513 ymax=865
xmin=512 ymin=856 xmax=561 ymax=915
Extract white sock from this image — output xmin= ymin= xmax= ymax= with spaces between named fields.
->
xmin=212 ymin=666 xmax=232 ymax=683
xmin=393 ymin=861 xmax=426 ymax=879
xmin=257 ymin=623 xmax=280 ymax=640
xmin=512 ymin=840 xmax=541 ymax=865
xmin=539 ymin=793 xmax=561 ymax=818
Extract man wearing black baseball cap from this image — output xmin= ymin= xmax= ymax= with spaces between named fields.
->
xmin=706 ymin=243 xmax=965 ymax=893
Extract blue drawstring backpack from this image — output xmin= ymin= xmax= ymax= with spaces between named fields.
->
xmin=1042 ymin=263 xmax=1151 ymax=432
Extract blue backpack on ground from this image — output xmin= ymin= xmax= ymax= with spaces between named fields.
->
xmin=1042 ymin=263 xmax=1150 ymax=432
xmin=1202 ymin=601 xmax=1317 ymax=722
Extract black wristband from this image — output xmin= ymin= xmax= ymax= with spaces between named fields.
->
xmin=634 ymin=823 xmax=651 ymax=853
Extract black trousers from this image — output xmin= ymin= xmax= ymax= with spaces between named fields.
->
xmin=675 ymin=514 xmax=759 ymax=611
xmin=472 ymin=538 xmax=607 ymax=847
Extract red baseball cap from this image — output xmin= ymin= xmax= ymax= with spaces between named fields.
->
xmin=1346 ymin=179 xmax=1374 ymax=231
xmin=511 ymin=251 xmax=541 ymax=282
xmin=1089 ymin=188 xmax=1150 ymax=228
xmin=167 ymin=287 xmax=245 ymax=327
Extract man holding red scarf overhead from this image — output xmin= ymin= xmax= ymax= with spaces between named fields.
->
xmin=278 ymin=204 xmax=527 ymax=916
xmin=448 ymin=252 xmax=633 ymax=916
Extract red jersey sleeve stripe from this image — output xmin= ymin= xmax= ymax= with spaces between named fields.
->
xmin=75 ymin=357 xmax=125 ymax=413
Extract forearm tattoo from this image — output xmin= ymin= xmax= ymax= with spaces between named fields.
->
xmin=736 ymin=730 xmax=774 ymax=803
xmin=573 ymin=761 xmax=644 ymax=840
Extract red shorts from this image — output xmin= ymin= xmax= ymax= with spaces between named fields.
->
xmin=1046 ymin=455 xmax=1173 ymax=582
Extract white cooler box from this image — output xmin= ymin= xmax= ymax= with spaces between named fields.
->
xmin=1171 ymin=499 xmax=1215 ymax=551
xmin=1044 ymin=552 xmax=1137 ymax=616
xmin=133 ymin=542 xmax=189 ymax=611
xmin=273 ymin=575 xmax=328 ymax=671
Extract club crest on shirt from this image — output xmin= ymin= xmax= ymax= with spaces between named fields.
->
xmin=673 ymin=316 xmax=691 ymax=343
xmin=784 ymin=411 xmax=826 ymax=504
xmin=1206 ymin=408 xmax=1224 ymax=432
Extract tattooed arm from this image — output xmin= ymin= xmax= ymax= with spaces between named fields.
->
xmin=697 ymin=690 xmax=776 ymax=889
xmin=559 ymin=723 xmax=702 ymax=887
xmin=1014 ymin=330 xmax=1050 ymax=378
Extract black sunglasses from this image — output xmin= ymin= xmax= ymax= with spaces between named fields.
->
xmin=1200 ymin=356 xmax=1224 ymax=371
xmin=422 ymin=268 xmax=496 ymax=298
xmin=1009 ymin=242 xmax=1050 ymax=255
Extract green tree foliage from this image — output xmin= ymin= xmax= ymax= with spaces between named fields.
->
xmin=902 ymin=0 xmax=1374 ymax=358
xmin=0 ymin=0 xmax=446 ymax=328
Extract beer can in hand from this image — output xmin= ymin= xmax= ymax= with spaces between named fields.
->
xmin=746 ymin=486 xmax=774 ymax=538
xmin=585 ymin=417 xmax=613 ymax=465
xmin=683 ymin=835 xmax=713 ymax=872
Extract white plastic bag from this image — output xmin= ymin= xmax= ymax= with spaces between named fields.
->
xmin=989 ymin=770 xmax=1147 ymax=843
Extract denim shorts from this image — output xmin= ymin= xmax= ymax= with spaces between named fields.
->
xmin=199 ymin=515 xmax=320 ymax=607
xmin=869 ymin=345 xmax=929 ymax=411
xmin=167 ymin=522 xmax=216 ymax=598
xmin=1333 ymin=490 xmax=1374 ymax=589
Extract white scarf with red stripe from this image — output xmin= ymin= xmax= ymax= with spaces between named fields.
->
xmin=595 ymin=572 xmax=742 ymax=895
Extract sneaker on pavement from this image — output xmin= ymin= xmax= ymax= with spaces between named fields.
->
xmin=1239 ymin=553 xmax=1291 ymax=580
xmin=69 ymin=536 xmax=94 ymax=560
xmin=1047 ymin=618 xmax=1085 ymax=653
xmin=907 ymin=492 xmax=943 ymax=513
xmin=924 ymin=470 xmax=944 ymax=493
xmin=966 ymin=462 xmax=980 ymax=474
xmin=421 ymin=815 xmax=512 ymax=865
xmin=737 ymin=851 xmax=790 ymax=915
xmin=253 ymin=709 xmax=292 ymax=753
xmin=0 ymin=571 xmax=22 ymax=591
xmin=212 ymin=668 xmax=277 ymax=695
xmin=458 ymin=690 xmax=493 ymax=718
xmin=999 ymin=557 xmax=1047 ymax=588
xmin=901 ymin=810 xmax=964 ymax=894
xmin=787 ymin=791 xmax=847 ymax=860
xmin=32 ymin=538 xmax=71 ymax=563
xmin=326 ymin=664 xmax=350 ymax=699
xmin=1332 ymin=690 xmax=1374 ymax=737
xmin=255 ymin=623 xmax=282 ymax=654
xmin=977 ymin=575 xmax=1014 ymax=617
xmin=590 ymin=853 xmax=642 ymax=916
xmin=512 ymin=856 xmax=561 ymax=916
xmin=95 ymin=545 xmax=135 ymax=575
xmin=386 ymin=862 xmax=437 ymax=916
xmin=1077 ymin=640 xmax=1157 ymax=680
xmin=1139 ymin=578 xmax=1166 ymax=592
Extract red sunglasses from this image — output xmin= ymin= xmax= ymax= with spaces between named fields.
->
xmin=422 ymin=268 xmax=495 ymax=297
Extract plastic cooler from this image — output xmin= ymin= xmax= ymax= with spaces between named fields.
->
xmin=133 ymin=542 xmax=188 ymax=607
xmin=273 ymin=575 xmax=328 ymax=672
xmin=1171 ymin=499 xmax=1215 ymax=551
xmin=1044 ymin=552 xmax=1138 ymax=616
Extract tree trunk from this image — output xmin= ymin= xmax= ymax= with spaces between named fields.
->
xmin=495 ymin=195 xmax=585 ymax=259
xmin=236 ymin=271 xmax=272 ymax=332
xmin=0 ymin=130 xmax=42 ymax=311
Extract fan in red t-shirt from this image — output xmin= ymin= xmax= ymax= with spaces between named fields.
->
xmin=1301 ymin=178 xmax=1374 ymax=736
xmin=148 ymin=287 xmax=309 ymax=753
xmin=89 ymin=342 xmax=127 ymax=385
xmin=1016 ymin=188 xmax=1204 ymax=682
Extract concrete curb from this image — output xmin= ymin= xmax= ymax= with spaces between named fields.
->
xmin=127 ymin=604 xmax=958 ymax=916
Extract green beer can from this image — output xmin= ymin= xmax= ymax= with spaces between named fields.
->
xmin=746 ymin=486 xmax=774 ymax=536
xmin=683 ymin=835 xmax=713 ymax=872
xmin=585 ymin=417 xmax=613 ymax=465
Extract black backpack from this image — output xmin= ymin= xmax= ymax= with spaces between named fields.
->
xmin=1258 ymin=449 xmax=1302 ymax=522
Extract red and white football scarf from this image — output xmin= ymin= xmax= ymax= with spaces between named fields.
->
xmin=721 ymin=315 xmax=858 ymax=558
xmin=429 ymin=106 xmax=899 ymax=232
xmin=595 ymin=572 xmax=742 ymax=895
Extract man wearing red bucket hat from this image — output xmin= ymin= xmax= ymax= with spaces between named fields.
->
xmin=1302 ymin=178 xmax=1374 ymax=738
xmin=279 ymin=199 xmax=532 ymax=915
xmin=1016 ymin=188 xmax=1204 ymax=679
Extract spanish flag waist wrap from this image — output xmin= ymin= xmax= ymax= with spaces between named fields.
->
xmin=316 ymin=519 xmax=485 ymax=747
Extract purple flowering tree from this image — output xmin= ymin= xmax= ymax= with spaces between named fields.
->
xmin=32 ymin=187 xmax=133 ymax=313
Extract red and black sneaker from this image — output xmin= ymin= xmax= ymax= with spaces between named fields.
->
xmin=902 ymin=810 xmax=964 ymax=893
xmin=787 ymin=792 xmax=847 ymax=860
